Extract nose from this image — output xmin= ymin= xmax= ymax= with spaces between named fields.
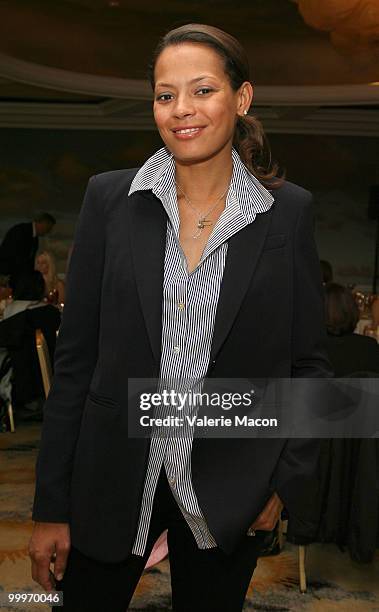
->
xmin=173 ymin=93 xmax=195 ymax=119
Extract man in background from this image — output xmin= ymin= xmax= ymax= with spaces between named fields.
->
xmin=0 ymin=212 xmax=56 ymax=290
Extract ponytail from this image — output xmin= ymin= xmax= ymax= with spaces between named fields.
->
xmin=233 ymin=115 xmax=284 ymax=188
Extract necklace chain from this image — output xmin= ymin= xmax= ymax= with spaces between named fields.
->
xmin=175 ymin=181 xmax=229 ymax=239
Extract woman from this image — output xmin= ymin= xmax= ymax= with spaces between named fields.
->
xmin=29 ymin=24 xmax=331 ymax=611
xmin=325 ymin=282 xmax=379 ymax=376
xmin=35 ymin=250 xmax=65 ymax=304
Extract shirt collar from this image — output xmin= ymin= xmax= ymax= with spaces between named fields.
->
xmin=128 ymin=146 xmax=274 ymax=223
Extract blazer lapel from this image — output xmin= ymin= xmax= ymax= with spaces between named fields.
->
xmin=128 ymin=189 xmax=272 ymax=369
xmin=210 ymin=209 xmax=273 ymax=362
xmin=128 ymin=191 xmax=167 ymax=367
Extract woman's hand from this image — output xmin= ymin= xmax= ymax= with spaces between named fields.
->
xmin=29 ymin=522 xmax=71 ymax=591
xmin=248 ymin=492 xmax=284 ymax=532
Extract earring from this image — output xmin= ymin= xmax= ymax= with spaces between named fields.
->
xmin=243 ymin=110 xmax=248 ymax=115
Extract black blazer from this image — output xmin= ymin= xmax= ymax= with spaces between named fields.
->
xmin=32 ymin=170 xmax=332 ymax=562
xmin=0 ymin=222 xmax=38 ymax=287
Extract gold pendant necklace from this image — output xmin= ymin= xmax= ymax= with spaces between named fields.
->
xmin=176 ymin=181 xmax=229 ymax=239
xmin=193 ymin=218 xmax=213 ymax=239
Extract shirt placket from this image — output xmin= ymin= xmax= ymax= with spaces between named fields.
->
xmin=163 ymin=246 xmax=189 ymax=488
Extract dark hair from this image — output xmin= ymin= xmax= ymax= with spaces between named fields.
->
xmin=149 ymin=23 xmax=282 ymax=188
xmin=324 ymin=282 xmax=359 ymax=336
xmin=320 ymin=259 xmax=333 ymax=285
xmin=13 ymin=271 xmax=45 ymax=301
xmin=34 ymin=212 xmax=56 ymax=226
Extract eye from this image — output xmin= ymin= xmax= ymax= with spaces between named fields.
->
xmin=196 ymin=87 xmax=214 ymax=95
xmin=155 ymin=93 xmax=173 ymax=102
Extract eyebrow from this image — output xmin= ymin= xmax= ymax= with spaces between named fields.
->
xmin=155 ymin=75 xmax=217 ymax=89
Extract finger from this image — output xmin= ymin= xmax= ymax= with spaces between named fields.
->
xmin=251 ymin=520 xmax=274 ymax=531
xmin=31 ymin=555 xmax=55 ymax=591
xmin=255 ymin=496 xmax=277 ymax=521
xmin=263 ymin=495 xmax=277 ymax=513
xmin=54 ymin=541 xmax=70 ymax=581
xmin=252 ymin=508 xmax=271 ymax=526
xmin=49 ymin=569 xmax=57 ymax=590
xmin=251 ymin=512 xmax=280 ymax=530
xmin=249 ymin=495 xmax=283 ymax=531
xmin=259 ymin=498 xmax=282 ymax=523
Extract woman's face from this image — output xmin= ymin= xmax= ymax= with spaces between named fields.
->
xmin=153 ymin=42 xmax=251 ymax=165
xmin=36 ymin=256 xmax=49 ymax=275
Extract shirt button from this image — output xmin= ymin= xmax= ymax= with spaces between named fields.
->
xmin=173 ymin=346 xmax=180 ymax=354
xmin=177 ymin=301 xmax=185 ymax=311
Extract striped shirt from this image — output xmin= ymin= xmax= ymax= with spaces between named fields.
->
xmin=129 ymin=146 xmax=274 ymax=556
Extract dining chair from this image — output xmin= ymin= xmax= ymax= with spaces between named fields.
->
xmin=0 ymin=351 xmax=15 ymax=433
xmin=298 ymin=544 xmax=307 ymax=592
xmin=35 ymin=329 xmax=52 ymax=398
xmin=276 ymin=518 xmax=307 ymax=592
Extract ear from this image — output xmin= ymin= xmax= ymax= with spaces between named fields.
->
xmin=236 ymin=81 xmax=254 ymax=117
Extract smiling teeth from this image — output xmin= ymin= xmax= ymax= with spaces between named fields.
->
xmin=175 ymin=128 xmax=200 ymax=134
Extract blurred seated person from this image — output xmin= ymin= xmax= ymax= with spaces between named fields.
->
xmin=0 ymin=271 xmax=61 ymax=420
xmin=0 ymin=277 xmax=12 ymax=318
xmin=35 ymin=250 xmax=65 ymax=304
xmin=320 ymin=259 xmax=333 ymax=285
xmin=0 ymin=275 xmax=12 ymax=302
xmin=0 ymin=286 xmax=12 ymax=301
xmin=325 ymin=282 xmax=379 ymax=376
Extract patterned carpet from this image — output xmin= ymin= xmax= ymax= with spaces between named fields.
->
xmin=1 ymin=423 xmax=379 ymax=611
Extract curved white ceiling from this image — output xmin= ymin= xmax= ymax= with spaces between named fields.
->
xmin=0 ymin=52 xmax=378 ymax=106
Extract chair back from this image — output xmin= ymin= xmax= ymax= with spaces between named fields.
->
xmin=35 ymin=329 xmax=52 ymax=397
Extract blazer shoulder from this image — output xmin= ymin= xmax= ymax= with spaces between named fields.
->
xmin=93 ymin=167 xmax=139 ymax=185
xmin=269 ymin=180 xmax=314 ymax=230
xmin=272 ymin=179 xmax=313 ymax=210
xmin=89 ymin=168 xmax=140 ymax=203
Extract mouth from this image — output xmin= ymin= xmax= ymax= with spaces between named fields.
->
xmin=171 ymin=126 xmax=205 ymax=139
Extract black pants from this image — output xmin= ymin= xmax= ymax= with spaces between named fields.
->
xmin=54 ymin=468 xmax=266 ymax=611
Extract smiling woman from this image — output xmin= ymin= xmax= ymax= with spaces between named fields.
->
xmin=149 ymin=24 xmax=279 ymax=187
xmin=29 ymin=22 xmax=332 ymax=612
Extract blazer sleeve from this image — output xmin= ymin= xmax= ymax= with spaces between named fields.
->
xmin=32 ymin=176 xmax=105 ymax=522
xmin=270 ymin=196 xmax=333 ymax=535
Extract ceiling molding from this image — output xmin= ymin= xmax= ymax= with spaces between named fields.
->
xmin=0 ymin=52 xmax=378 ymax=135
xmin=0 ymin=53 xmax=379 ymax=106
xmin=0 ymin=100 xmax=377 ymax=136
xmin=255 ymin=84 xmax=379 ymax=106
xmin=0 ymin=53 xmax=152 ymax=99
